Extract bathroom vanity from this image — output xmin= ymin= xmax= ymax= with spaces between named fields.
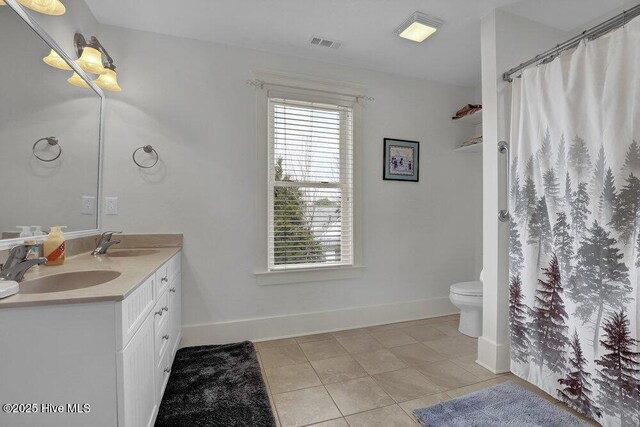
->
xmin=0 ymin=247 xmax=182 ymax=427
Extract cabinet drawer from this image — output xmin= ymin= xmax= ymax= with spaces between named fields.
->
xmin=155 ymin=315 xmax=170 ymax=362
xmin=117 ymin=275 xmax=155 ymax=350
xmin=155 ymin=253 xmax=181 ymax=297
xmin=156 ymin=349 xmax=171 ymax=402
xmin=153 ymin=291 xmax=169 ymax=331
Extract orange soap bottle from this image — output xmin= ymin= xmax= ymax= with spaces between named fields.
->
xmin=43 ymin=226 xmax=67 ymax=266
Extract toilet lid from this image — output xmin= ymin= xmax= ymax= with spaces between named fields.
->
xmin=451 ymin=281 xmax=483 ymax=296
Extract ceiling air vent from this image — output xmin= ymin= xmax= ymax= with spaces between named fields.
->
xmin=310 ymin=36 xmax=341 ymax=49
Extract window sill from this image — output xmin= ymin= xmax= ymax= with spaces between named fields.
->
xmin=255 ymin=265 xmax=364 ymax=285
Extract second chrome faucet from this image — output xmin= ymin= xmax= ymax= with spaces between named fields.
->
xmin=92 ymin=231 xmax=121 ymax=255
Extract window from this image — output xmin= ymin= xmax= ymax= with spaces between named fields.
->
xmin=267 ymin=97 xmax=354 ymax=271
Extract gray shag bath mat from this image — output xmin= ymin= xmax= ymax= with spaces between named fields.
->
xmin=155 ymin=341 xmax=276 ymax=427
xmin=413 ymin=381 xmax=589 ymax=427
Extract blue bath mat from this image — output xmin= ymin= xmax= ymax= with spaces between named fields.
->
xmin=413 ymin=381 xmax=590 ymax=427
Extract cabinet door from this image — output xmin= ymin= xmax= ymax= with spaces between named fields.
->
xmin=168 ymin=273 xmax=181 ymax=358
xmin=118 ymin=312 xmax=157 ymax=427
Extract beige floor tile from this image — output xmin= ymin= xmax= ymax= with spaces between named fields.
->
xmin=267 ymin=389 xmax=282 ymax=426
xmin=272 ymin=386 xmax=342 ymax=427
xmin=311 ymin=355 xmax=369 ymax=384
xmin=331 ymin=328 xmax=370 ymax=338
xmin=366 ymin=322 xmax=404 ymax=333
xmin=266 ymin=362 xmax=322 ymax=394
xmin=423 ymin=335 xmax=478 ymax=357
xmin=398 ymin=392 xmax=451 ymax=420
xmin=432 ymin=321 xmax=462 ymax=337
xmin=421 ymin=314 xmax=460 ymax=324
xmin=255 ymin=338 xmax=298 ymax=350
xmin=336 ymin=334 xmax=384 ymax=354
xmin=370 ymin=330 xmax=418 ymax=348
xmin=325 ymin=377 xmax=394 ymax=416
xmin=260 ymin=344 xmax=308 ymax=369
xmin=373 ymin=368 xmax=446 ymax=402
xmin=300 ymin=339 xmax=348 ymax=361
xmin=390 ymin=343 xmax=447 ymax=365
xmin=295 ymin=333 xmax=334 ymax=344
xmin=309 ymin=418 xmax=349 ymax=427
xmin=414 ymin=360 xmax=482 ymax=389
xmin=400 ymin=324 xmax=448 ymax=342
xmin=345 ymin=404 xmax=416 ymax=427
xmin=445 ymin=375 xmax=514 ymax=398
xmin=353 ymin=349 xmax=408 ymax=375
xmin=449 ymin=355 xmax=505 ymax=381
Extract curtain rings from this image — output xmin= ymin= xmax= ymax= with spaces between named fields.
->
xmin=132 ymin=145 xmax=159 ymax=168
xmin=32 ymin=137 xmax=62 ymax=162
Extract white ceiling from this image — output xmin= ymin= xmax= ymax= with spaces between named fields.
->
xmin=84 ymin=0 xmax=630 ymax=87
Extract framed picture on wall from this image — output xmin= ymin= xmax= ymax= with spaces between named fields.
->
xmin=383 ymin=138 xmax=419 ymax=182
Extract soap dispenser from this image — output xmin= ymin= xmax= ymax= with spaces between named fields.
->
xmin=43 ymin=226 xmax=67 ymax=266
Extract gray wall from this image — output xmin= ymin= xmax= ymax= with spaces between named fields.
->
xmin=98 ymin=24 xmax=483 ymax=334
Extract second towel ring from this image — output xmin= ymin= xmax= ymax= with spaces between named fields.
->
xmin=33 ymin=137 xmax=62 ymax=162
xmin=133 ymin=145 xmax=159 ymax=168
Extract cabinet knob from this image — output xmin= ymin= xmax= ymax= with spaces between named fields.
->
xmin=169 ymin=288 xmax=176 ymax=293
xmin=162 ymin=334 xmax=170 ymax=340
xmin=162 ymin=306 xmax=169 ymax=312
xmin=161 ymin=276 xmax=168 ymax=283
xmin=164 ymin=367 xmax=171 ymax=374
xmin=155 ymin=309 xmax=164 ymax=316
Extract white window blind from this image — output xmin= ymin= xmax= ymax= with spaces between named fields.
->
xmin=268 ymin=97 xmax=354 ymax=271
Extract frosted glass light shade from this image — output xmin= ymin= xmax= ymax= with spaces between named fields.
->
xmin=398 ymin=22 xmax=438 ymax=43
xmin=67 ymin=72 xmax=89 ymax=88
xmin=43 ymin=49 xmax=72 ymax=70
xmin=17 ymin=0 xmax=66 ymax=15
xmin=75 ymin=46 xmax=105 ymax=74
xmin=94 ymin=68 xmax=121 ymax=92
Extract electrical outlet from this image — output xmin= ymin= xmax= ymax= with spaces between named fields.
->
xmin=81 ymin=196 xmax=96 ymax=215
xmin=105 ymin=197 xmax=118 ymax=215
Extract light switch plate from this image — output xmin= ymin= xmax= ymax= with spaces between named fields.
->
xmin=105 ymin=197 xmax=118 ymax=215
xmin=81 ymin=196 xmax=96 ymax=215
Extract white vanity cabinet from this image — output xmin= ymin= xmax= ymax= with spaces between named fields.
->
xmin=0 ymin=250 xmax=182 ymax=427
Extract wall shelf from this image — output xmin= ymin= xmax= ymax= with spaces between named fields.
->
xmin=452 ymin=110 xmax=482 ymax=125
xmin=455 ymin=142 xmax=483 ymax=153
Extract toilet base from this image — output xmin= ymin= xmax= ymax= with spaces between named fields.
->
xmin=458 ymin=308 xmax=482 ymax=337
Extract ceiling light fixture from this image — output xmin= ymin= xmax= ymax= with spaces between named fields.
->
xmin=395 ymin=12 xmax=443 ymax=43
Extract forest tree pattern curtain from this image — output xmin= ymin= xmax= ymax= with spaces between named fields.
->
xmin=509 ymin=17 xmax=640 ymax=427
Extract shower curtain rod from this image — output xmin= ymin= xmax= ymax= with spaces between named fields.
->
xmin=502 ymin=3 xmax=640 ymax=82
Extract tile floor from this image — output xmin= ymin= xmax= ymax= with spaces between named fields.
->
xmin=254 ymin=314 xmax=598 ymax=427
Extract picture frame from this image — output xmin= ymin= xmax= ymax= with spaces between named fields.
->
xmin=383 ymin=138 xmax=419 ymax=182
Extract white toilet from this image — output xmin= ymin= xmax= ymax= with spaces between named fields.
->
xmin=449 ymin=271 xmax=483 ymax=337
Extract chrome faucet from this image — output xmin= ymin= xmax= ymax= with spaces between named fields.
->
xmin=92 ymin=231 xmax=122 ymax=255
xmin=0 ymin=245 xmax=48 ymax=282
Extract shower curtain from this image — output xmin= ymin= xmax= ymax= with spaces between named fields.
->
xmin=509 ymin=16 xmax=640 ymax=427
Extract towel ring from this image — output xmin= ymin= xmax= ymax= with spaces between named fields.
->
xmin=33 ymin=137 xmax=62 ymax=162
xmin=133 ymin=145 xmax=159 ymax=168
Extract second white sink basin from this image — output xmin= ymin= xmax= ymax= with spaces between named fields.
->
xmin=20 ymin=270 xmax=121 ymax=294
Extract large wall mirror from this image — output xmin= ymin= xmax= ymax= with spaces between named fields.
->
xmin=0 ymin=1 xmax=102 ymax=242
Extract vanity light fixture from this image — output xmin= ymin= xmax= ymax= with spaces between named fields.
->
xmin=94 ymin=64 xmax=121 ymax=92
xmin=66 ymin=32 xmax=122 ymax=92
xmin=395 ymin=12 xmax=443 ymax=43
xmin=43 ymin=49 xmax=72 ymax=70
xmin=3 ymin=0 xmax=67 ymax=15
xmin=67 ymin=72 xmax=89 ymax=88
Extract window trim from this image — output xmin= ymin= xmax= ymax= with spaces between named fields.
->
xmin=254 ymin=71 xmax=364 ymax=285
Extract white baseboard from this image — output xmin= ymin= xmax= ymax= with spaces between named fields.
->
xmin=181 ymin=297 xmax=458 ymax=347
xmin=477 ymin=335 xmax=511 ymax=373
